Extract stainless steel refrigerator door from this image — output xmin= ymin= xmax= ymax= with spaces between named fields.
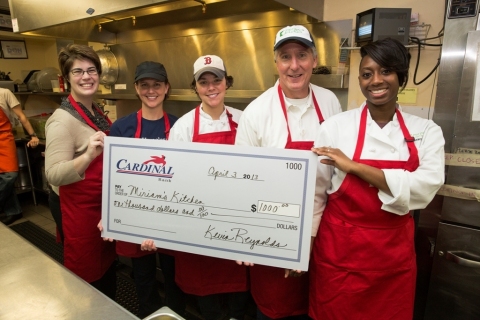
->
xmin=441 ymin=30 xmax=480 ymax=228
xmin=432 ymin=9 xmax=479 ymax=153
xmin=425 ymin=222 xmax=480 ymax=319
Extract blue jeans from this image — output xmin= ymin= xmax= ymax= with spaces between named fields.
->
xmin=0 ymin=171 xmax=22 ymax=216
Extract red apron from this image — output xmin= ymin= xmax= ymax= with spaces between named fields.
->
xmin=116 ymin=109 xmax=171 ymax=257
xmin=0 ymin=107 xmax=18 ymax=173
xmin=175 ymin=106 xmax=248 ymax=296
xmin=309 ymin=107 xmax=419 ymax=319
xmin=60 ymin=95 xmax=116 ymax=283
xmin=249 ymin=85 xmax=324 ymax=318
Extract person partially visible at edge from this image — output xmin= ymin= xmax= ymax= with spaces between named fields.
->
xmin=97 ymin=61 xmax=186 ymax=318
xmin=142 ymin=55 xmax=249 ymax=320
xmin=0 ymin=87 xmax=40 ymax=225
xmin=309 ymin=38 xmax=445 ymax=319
xmin=235 ymin=25 xmax=342 ymax=319
xmin=45 ymin=44 xmax=117 ymax=299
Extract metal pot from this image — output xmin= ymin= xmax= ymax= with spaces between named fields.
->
xmin=96 ymin=45 xmax=119 ymax=87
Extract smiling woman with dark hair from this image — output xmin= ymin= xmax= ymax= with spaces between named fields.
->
xmin=98 ymin=60 xmax=183 ymax=318
xmin=45 ymin=44 xmax=116 ymax=299
xmin=309 ymin=38 xmax=445 ymax=319
xmin=142 ymin=54 xmax=248 ymax=320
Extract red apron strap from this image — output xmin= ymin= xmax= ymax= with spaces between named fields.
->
xmin=135 ymin=110 xmax=142 ymax=138
xmin=225 ymin=109 xmax=237 ymax=130
xmin=278 ymin=85 xmax=295 ymax=145
xmin=68 ymin=95 xmax=112 ymax=131
xmin=354 ymin=106 xmax=419 ymax=171
xmin=311 ymin=91 xmax=325 ymax=124
xmin=164 ymin=111 xmax=171 ymax=139
xmin=278 ymin=85 xmax=324 ymax=145
xmin=395 ymin=109 xmax=420 ymax=172
xmin=135 ymin=109 xmax=171 ymax=139
xmin=353 ymin=106 xmax=368 ymax=161
xmin=193 ymin=106 xmax=201 ymax=138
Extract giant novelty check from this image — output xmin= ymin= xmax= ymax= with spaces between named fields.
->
xmin=101 ymin=137 xmax=317 ymax=270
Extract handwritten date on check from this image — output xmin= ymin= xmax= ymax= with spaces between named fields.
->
xmin=101 ymin=137 xmax=317 ymax=271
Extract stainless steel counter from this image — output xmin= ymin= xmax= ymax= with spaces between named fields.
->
xmin=0 ymin=223 xmax=138 ymax=320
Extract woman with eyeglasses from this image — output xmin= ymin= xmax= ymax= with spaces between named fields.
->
xmin=45 ymin=44 xmax=117 ymax=299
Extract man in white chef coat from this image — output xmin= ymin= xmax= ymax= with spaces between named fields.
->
xmin=235 ymin=25 xmax=342 ymax=319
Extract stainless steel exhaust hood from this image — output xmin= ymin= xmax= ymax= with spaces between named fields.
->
xmin=274 ymin=0 xmax=323 ymax=21
xmin=9 ymin=0 xmax=184 ymax=32
xmin=9 ymin=0 xmax=323 ymax=41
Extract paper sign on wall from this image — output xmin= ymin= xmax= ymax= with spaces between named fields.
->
xmin=397 ymin=88 xmax=418 ymax=104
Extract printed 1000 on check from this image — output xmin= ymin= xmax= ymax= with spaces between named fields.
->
xmin=101 ymin=137 xmax=317 ymax=270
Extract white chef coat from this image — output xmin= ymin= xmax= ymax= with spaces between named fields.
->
xmin=235 ymin=80 xmax=343 ymax=236
xmin=314 ymin=102 xmax=445 ymax=231
xmin=168 ymin=104 xmax=243 ymax=142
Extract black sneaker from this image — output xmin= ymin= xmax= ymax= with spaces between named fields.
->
xmin=1 ymin=213 xmax=23 ymax=225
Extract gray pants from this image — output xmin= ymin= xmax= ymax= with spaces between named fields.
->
xmin=0 ymin=171 xmax=22 ymax=216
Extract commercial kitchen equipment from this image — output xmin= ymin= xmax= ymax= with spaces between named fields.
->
xmin=0 ymin=223 xmax=138 ymax=319
xmin=422 ymin=0 xmax=480 ymax=318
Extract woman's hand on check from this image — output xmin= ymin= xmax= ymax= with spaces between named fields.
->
xmin=97 ymin=219 xmax=114 ymax=242
xmin=312 ymin=146 xmax=355 ymax=173
xmin=141 ymin=239 xmax=157 ymax=251
xmin=285 ymin=269 xmax=305 ymax=278
xmin=236 ymin=260 xmax=254 ymax=267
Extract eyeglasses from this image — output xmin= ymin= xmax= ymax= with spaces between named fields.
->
xmin=70 ymin=68 xmax=98 ymax=77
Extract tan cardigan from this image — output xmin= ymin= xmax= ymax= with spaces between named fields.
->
xmin=45 ymin=109 xmax=98 ymax=194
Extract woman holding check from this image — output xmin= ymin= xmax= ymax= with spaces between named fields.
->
xmin=309 ymin=38 xmax=445 ymax=319
xmin=45 ymin=44 xmax=116 ymax=299
xmin=104 ymin=60 xmax=183 ymax=318
xmin=142 ymin=54 xmax=248 ymax=320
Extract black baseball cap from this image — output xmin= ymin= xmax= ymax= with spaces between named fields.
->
xmin=134 ymin=61 xmax=168 ymax=82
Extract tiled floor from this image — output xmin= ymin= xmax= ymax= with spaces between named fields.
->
xmin=8 ymin=192 xmax=56 ymax=235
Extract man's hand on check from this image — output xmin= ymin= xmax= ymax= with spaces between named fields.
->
xmin=141 ymin=239 xmax=157 ymax=251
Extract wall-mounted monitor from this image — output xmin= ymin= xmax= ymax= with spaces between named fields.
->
xmin=355 ymin=8 xmax=412 ymax=47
